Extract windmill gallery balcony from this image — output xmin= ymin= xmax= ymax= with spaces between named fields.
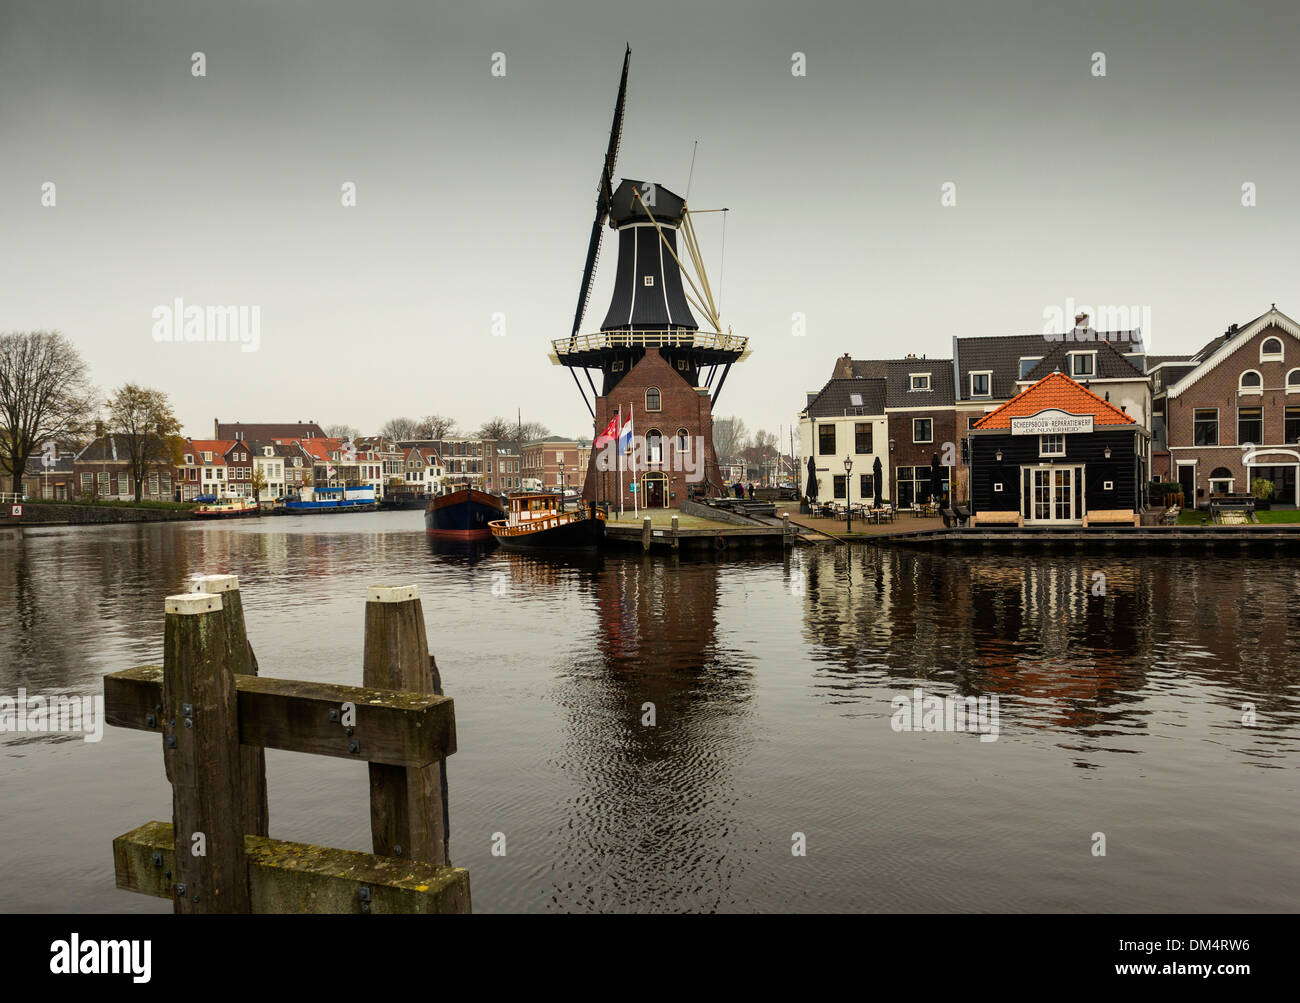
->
xmin=549 ymin=328 xmax=750 ymax=367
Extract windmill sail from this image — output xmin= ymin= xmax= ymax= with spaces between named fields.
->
xmin=571 ymin=45 xmax=630 ymax=341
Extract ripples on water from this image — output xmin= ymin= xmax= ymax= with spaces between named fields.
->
xmin=1 ymin=514 xmax=1297 ymax=912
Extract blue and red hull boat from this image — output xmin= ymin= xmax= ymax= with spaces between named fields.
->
xmin=424 ymin=488 xmax=506 ymax=541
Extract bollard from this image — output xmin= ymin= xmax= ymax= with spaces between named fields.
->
xmin=782 ymin=512 xmax=790 ymax=546
xmin=671 ymin=515 xmax=679 ymax=551
xmin=161 ymin=592 xmax=250 ymax=914
xmin=362 ymin=584 xmax=448 ymax=866
xmin=191 ymin=574 xmax=267 ymax=837
xmin=642 ymin=516 xmax=652 ymax=552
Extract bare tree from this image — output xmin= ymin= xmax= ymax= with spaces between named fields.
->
xmin=0 ymin=331 xmax=97 ymax=494
xmin=326 ymin=423 xmax=360 ymax=441
xmin=711 ymin=416 xmax=749 ymax=463
xmin=380 ymin=416 xmax=419 ymax=441
xmin=477 ymin=416 xmax=513 ymax=441
xmin=517 ymin=420 xmax=550 ymax=444
xmin=105 ymin=383 xmax=184 ymax=502
xmin=416 ymin=414 xmax=457 ymax=439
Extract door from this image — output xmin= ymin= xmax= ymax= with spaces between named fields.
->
xmin=1030 ymin=467 xmax=1076 ymax=522
xmin=644 ymin=474 xmax=666 ymax=507
xmin=1177 ymin=463 xmax=1195 ymax=506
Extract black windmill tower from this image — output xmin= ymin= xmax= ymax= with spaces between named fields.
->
xmin=551 ymin=47 xmax=748 ymax=501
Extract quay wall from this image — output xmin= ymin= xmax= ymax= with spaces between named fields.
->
xmin=6 ymin=502 xmax=194 ymax=526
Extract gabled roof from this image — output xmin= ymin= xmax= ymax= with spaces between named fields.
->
xmin=217 ymin=421 xmax=326 ymax=441
xmin=186 ymin=439 xmax=236 ymax=462
xmin=972 ymin=371 xmax=1137 ymax=430
xmin=831 ymin=356 xmax=891 ymax=381
xmin=1021 ymin=339 xmax=1146 ymax=382
xmin=804 ymin=377 xmax=887 ymax=419
xmin=885 ymin=359 xmax=954 ymax=407
xmin=1167 ymin=307 xmax=1300 ymax=398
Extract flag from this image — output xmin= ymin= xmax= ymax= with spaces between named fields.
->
xmin=618 ymin=412 xmax=634 ymax=454
xmin=594 ymin=414 xmax=618 ymax=448
xmin=327 ymin=464 xmax=336 ymax=479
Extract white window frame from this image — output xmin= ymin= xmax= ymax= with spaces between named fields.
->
xmin=1239 ymin=369 xmax=1263 ymax=394
xmin=909 ymin=373 xmax=931 ymax=392
xmin=1069 ymin=351 xmax=1096 ymax=378
xmin=1018 ymin=357 xmax=1042 ymax=380
xmin=912 ymin=417 xmax=933 ymax=444
xmin=1039 ymin=434 xmax=1066 ymax=457
xmin=1103 ymin=480 xmax=1114 ymax=491
xmin=1260 ymin=337 xmax=1284 ymax=363
xmin=1287 ymin=368 xmax=1300 ymax=391
xmin=970 ymin=370 xmax=992 ymax=397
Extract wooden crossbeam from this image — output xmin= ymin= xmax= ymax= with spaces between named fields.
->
xmin=104 ymin=665 xmax=456 ymax=767
xmin=114 ymin=821 xmax=470 ymax=914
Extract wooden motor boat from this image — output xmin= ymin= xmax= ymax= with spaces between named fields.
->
xmin=489 ymin=492 xmax=605 ymax=551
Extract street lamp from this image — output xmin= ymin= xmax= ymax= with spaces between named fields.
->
xmin=844 ymin=455 xmax=854 ymax=533
xmin=558 ymin=461 xmax=566 ymax=511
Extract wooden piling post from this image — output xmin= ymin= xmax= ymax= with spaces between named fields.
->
xmin=362 ymin=584 xmax=448 ymax=866
xmin=782 ymin=512 xmax=790 ymax=546
xmin=642 ymin=516 xmax=652 ymax=552
xmin=191 ymin=574 xmax=268 ymax=837
xmin=670 ymin=515 xmax=679 ymax=551
xmin=161 ymin=592 xmax=251 ymax=914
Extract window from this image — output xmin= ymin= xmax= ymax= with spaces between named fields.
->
xmin=993 ymin=482 xmax=1004 ymax=493
xmin=677 ymin=428 xmax=689 ymax=453
xmin=1287 ymin=368 xmax=1300 ymax=390
xmin=646 ymin=430 xmax=663 ymax=463
xmin=645 ymin=388 xmax=661 ymax=411
xmin=183 ymin=454 xmax=192 ymax=464
xmin=1286 ymin=407 xmax=1300 ymax=444
xmin=1194 ymin=409 xmax=1219 ymax=445
xmin=1238 ymin=407 xmax=1263 ymax=445
xmin=970 ymin=371 xmax=991 ymax=397
xmin=1070 ymin=352 xmax=1096 ymax=378
xmin=832 ymin=475 xmax=847 ymax=499
xmin=1239 ymin=370 xmax=1262 ymax=393
xmin=1261 ymin=337 xmax=1283 ymax=361
xmin=1103 ymin=480 xmax=1114 ymax=491
xmin=1040 ymin=434 xmax=1065 ymax=457
xmin=98 ymin=472 xmax=110 ymax=494
xmin=818 ymin=425 xmax=836 ymax=455
xmin=967 ymin=416 xmax=979 ymax=430
xmin=643 ymin=275 xmax=655 ymax=286
xmin=859 ymin=473 xmax=874 ymax=498
xmin=611 ymin=360 xmax=624 ymax=373
xmin=1018 ymin=358 xmax=1041 ymax=379
xmin=855 ymin=422 xmax=872 ymax=454
xmin=912 ymin=418 xmax=933 ymax=443
xmin=81 ymin=472 xmax=93 ymax=493
xmin=677 ymin=359 xmax=688 ymax=371
xmin=910 ymin=374 xmax=930 ymax=391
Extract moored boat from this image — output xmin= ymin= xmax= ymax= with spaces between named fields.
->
xmin=425 ymin=487 xmax=507 ymax=541
xmin=193 ymin=497 xmax=260 ymax=519
xmin=489 ymin=492 xmax=606 ymax=551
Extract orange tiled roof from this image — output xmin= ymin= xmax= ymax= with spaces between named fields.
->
xmin=973 ymin=370 xmax=1136 ymax=430
xmin=187 ymin=439 xmax=237 ymax=460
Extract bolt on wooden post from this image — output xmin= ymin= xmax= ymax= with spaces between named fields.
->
xmin=161 ymin=591 xmax=251 ymax=914
xmin=363 ymin=584 xmax=449 ymax=866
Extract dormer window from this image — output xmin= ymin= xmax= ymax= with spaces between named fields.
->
xmin=1018 ymin=357 xmax=1042 ymax=379
xmin=970 ymin=371 xmax=992 ymax=397
xmin=1261 ymin=337 xmax=1283 ymax=362
xmin=1069 ymin=352 xmax=1096 ymax=378
xmin=909 ymin=373 xmax=930 ymax=391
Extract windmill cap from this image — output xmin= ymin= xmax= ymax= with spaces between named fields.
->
xmin=609 ymin=179 xmax=686 ymax=225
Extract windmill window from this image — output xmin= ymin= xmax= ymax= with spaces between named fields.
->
xmin=645 ymin=388 xmax=662 ymax=411
xmin=677 ymin=359 xmax=688 ymax=371
xmin=611 ymin=360 xmax=624 ymax=372
xmin=643 ymin=276 xmax=655 ymax=286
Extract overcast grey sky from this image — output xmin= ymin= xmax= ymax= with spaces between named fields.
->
xmin=3 ymin=0 xmax=1298 ymax=443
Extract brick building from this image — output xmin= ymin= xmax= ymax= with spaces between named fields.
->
xmin=1161 ymin=306 xmax=1300 ymax=507
xmin=885 ymin=358 xmax=956 ymax=506
xmin=522 ymin=436 xmax=591 ymax=494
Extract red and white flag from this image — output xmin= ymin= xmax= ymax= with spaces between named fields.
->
xmin=594 ymin=414 xmax=618 ymax=448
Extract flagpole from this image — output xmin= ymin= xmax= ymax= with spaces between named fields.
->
xmin=631 ymin=405 xmax=638 ymax=518
xmin=617 ymin=404 xmax=623 ymax=519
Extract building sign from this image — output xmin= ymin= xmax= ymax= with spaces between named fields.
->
xmin=1010 ymin=410 xmax=1094 ymax=436
xmin=10 ymin=505 xmax=21 ymax=517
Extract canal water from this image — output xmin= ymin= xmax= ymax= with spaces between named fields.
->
xmin=1 ymin=512 xmax=1297 ymax=912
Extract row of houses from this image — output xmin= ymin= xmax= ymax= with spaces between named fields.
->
xmin=21 ymin=418 xmax=594 ymax=504
xmin=798 ymin=305 xmax=1300 ymax=519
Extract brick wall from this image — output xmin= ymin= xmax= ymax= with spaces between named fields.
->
xmin=1165 ymin=322 xmax=1300 ymax=501
xmin=581 ymin=350 xmax=723 ymax=506
xmin=888 ymin=408 xmax=958 ymax=502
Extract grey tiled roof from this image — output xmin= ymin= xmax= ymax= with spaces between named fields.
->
xmin=885 ymin=359 xmax=954 ymax=407
xmin=1022 ymin=340 xmax=1146 ymax=382
xmin=805 ymin=378 xmax=887 ymax=419
xmin=955 ymin=330 xmax=1141 ymax=401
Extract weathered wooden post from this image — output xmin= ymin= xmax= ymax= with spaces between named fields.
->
xmin=670 ymin=514 xmax=680 ymax=551
xmin=782 ymin=512 xmax=790 ymax=546
xmin=642 ymin=516 xmax=652 ymax=552
xmin=190 ymin=574 xmax=268 ymax=837
xmin=161 ymin=592 xmax=250 ymax=914
xmin=362 ymin=584 xmax=448 ymax=866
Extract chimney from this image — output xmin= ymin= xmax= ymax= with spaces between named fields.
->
xmin=214 ymin=418 xmax=219 ymax=438
xmin=833 ymin=353 xmax=854 ymax=379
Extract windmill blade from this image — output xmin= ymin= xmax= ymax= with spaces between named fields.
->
xmin=570 ymin=45 xmax=630 ymax=339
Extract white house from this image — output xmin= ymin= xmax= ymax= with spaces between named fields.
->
xmin=798 ymin=377 xmax=891 ymax=505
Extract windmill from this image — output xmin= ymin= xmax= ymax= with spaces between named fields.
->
xmin=550 ymin=47 xmax=749 ymax=505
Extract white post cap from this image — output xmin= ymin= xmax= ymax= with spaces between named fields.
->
xmin=190 ymin=574 xmax=239 ymax=594
xmin=165 ymin=593 xmax=224 ymax=615
xmin=365 ymin=584 xmax=420 ymax=603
